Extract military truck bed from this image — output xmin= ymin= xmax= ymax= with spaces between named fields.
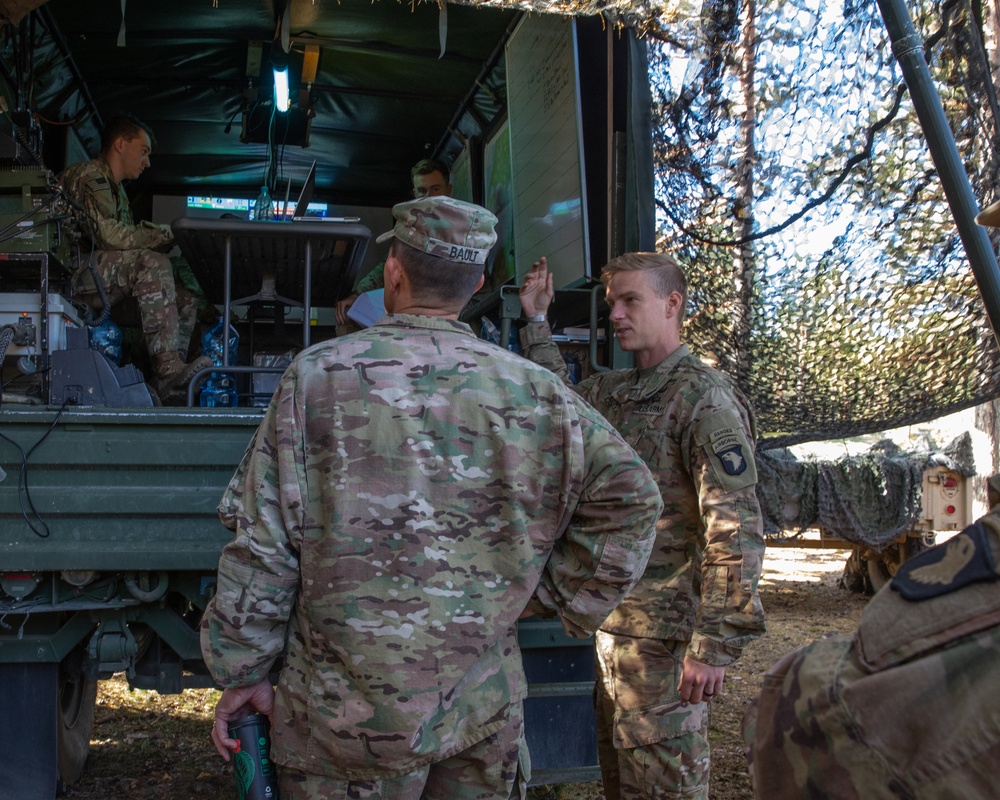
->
xmin=0 ymin=406 xmax=262 ymax=570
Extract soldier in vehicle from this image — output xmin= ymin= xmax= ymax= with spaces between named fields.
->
xmin=519 ymin=254 xmax=766 ymax=800
xmin=201 ymin=197 xmax=663 ymax=799
xmin=743 ymin=473 xmax=1000 ymax=799
xmin=334 ymin=158 xmax=453 ymax=328
xmin=60 ymin=113 xmax=211 ymax=403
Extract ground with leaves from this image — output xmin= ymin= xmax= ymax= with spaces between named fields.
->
xmin=62 ymin=545 xmax=866 ymax=800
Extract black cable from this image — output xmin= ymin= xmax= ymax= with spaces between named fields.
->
xmin=85 ymin=239 xmax=112 ymax=327
xmin=0 ymin=325 xmax=39 ymax=403
xmin=0 ymin=400 xmax=71 ymax=539
xmin=0 ymin=325 xmax=15 ymax=406
xmin=58 ymin=187 xmax=113 ymax=325
xmin=0 ymin=325 xmax=13 ymax=358
xmin=0 ymin=193 xmax=57 ymax=242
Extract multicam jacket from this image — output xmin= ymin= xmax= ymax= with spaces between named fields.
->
xmin=201 ymin=314 xmax=662 ymax=780
xmin=521 ymin=324 xmax=766 ymax=666
xmin=60 ymin=157 xmax=173 ymax=252
xmin=744 ymin=487 xmax=1000 ymax=799
xmin=354 ymin=260 xmax=386 ymax=295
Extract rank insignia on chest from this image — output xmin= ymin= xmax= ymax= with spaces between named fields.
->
xmin=711 ymin=431 xmax=747 ymax=475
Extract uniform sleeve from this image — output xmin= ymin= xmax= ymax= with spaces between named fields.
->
xmin=684 ymin=388 xmax=766 ymax=665
xmin=200 ymin=372 xmax=305 ymax=688
xmin=354 ymin=260 xmax=386 ymax=294
xmin=531 ymin=396 xmax=662 ymax=637
xmin=519 ymin=320 xmax=574 ymax=385
xmin=62 ymin=165 xmax=173 ymax=251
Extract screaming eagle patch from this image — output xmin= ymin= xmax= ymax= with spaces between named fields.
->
xmin=695 ymin=409 xmax=758 ymax=491
xmin=710 ymin=427 xmax=747 ymax=476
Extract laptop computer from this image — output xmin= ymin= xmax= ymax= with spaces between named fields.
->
xmin=290 ymin=160 xmax=360 ymax=223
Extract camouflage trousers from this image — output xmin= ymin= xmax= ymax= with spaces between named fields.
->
xmin=277 ymin=701 xmax=529 ymax=800
xmin=595 ymin=632 xmax=710 ymax=800
xmin=75 ymin=248 xmax=199 ymax=361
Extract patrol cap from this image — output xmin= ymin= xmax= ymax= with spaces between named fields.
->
xmin=375 ymin=196 xmax=498 ymax=266
xmin=976 ymin=199 xmax=1000 ymax=227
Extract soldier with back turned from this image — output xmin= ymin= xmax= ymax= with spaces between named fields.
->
xmin=201 ymin=197 xmax=663 ymax=799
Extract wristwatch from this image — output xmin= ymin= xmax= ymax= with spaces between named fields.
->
xmin=527 ymin=314 xmax=548 ymax=323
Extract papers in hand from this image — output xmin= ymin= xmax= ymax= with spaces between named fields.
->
xmin=346 ymin=289 xmax=386 ymax=328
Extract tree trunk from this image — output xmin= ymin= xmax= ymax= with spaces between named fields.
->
xmin=733 ymin=0 xmax=758 ymax=389
xmin=975 ymin=400 xmax=1000 ymax=500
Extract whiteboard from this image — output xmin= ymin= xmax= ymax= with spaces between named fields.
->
xmin=506 ymin=15 xmax=590 ymax=288
xmin=484 ymin=119 xmax=515 ymax=290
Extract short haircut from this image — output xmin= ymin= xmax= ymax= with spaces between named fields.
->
xmin=411 ymin=158 xmax=450 ymax=184
xmin=389 ymin=240 xmax=483 ymax=307
xmin=601 ymin=252 xmax=689 ymax=323
xmin=101 ymin=113 xmax=156 ymax=154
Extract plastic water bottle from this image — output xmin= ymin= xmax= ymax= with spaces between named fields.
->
xmin=252 ymin=185 xmax=273 ymax=221
xmin=89 ymin=319 xmax=122 ymax=366
xmin=199 ymin=317 xmax=239 ymax=407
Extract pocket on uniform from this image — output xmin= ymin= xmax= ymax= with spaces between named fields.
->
xmin=514 ymin=741 xmax=532 ymax=800
xmin=612 ymin=699 xmax=709 ymax=749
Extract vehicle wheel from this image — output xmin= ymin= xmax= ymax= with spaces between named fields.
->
xmin=0 ymin=663 xmax=59 ymax=798
xmin=841 ymin=549 xmax=872 ymax=594
xmin=866 ymin=553 xmax=894 ymax=593
xmin=866 ymin=535 xmax=930 ymax=594
xmin=56 ymin=658 xmax=97 ymax=791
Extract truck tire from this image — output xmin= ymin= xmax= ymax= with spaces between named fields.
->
xmin=866 ymin=553 xmax=893 ymax=593
xmin=0 ymin=663 xmax=58 ymax=800
xmin=841 ymin=549 xmax=872 ymax=594
xmin=866 ymin=536 xmax=929 ymax=594
xmin=56 ymin=669 xmax=97 ymax=791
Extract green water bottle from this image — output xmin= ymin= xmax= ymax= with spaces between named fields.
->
xmin=227 ymin=714 xmax=279 ymax=800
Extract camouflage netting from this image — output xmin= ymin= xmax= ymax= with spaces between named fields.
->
xmin=451 ymin=0 xmax=699 ymax=36
xmin=645 ymin=0 xmax=1000 ymax=449
xmin=756 ymin=432 xmax=976 ymax=547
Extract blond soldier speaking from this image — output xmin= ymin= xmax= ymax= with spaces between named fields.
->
xmin=202 ymin=198 xmax=663 ymax=800
xmin=519 ymin=253 xmax=766 ymax=800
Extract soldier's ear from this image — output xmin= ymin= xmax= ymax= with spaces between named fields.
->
xmin=384 ymin=256 xmax=404 ymax=291
xmin=665 ymin=290 xmax=683 ymax=320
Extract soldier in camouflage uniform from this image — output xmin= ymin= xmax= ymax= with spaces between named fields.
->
xmin=519 ymin=253 xmax=766 ymax=800
xmin=60 ymin=113 xmax=211 ymax=401
xmin=335 ymin=159 xmax=453 ymax=331
xmin=201 ymin=196 xmax=663 ymax=800
xmin=743 ymin=473 xmax=1000 ymax=799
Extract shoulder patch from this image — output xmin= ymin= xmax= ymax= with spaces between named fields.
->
xmin=695 ymin=408 xmax=757 ymax=490
xmin=710 ymin=426 xmax=747 ymax=475
xmin=713 ymin=441 xmax=748 ymax=475
xmin=891 ymin=520 xmax=999 ymax=601
xmin=85 ymin=176 xmax=111 ymax=193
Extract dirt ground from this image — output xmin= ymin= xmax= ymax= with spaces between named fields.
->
xmin=62 ymin=544 xmax=868 ymax=800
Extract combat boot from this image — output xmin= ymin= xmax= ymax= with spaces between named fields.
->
xmin=153 ymin=352 xmax=213 ymax=404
